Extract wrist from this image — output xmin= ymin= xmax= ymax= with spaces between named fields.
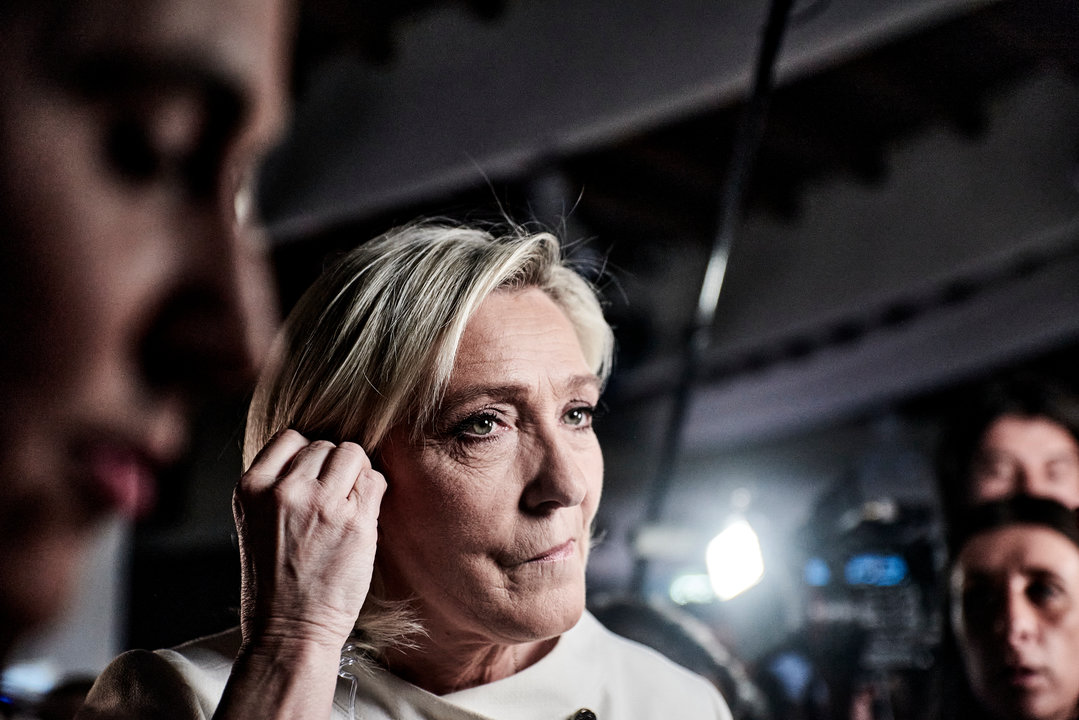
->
xmin=238 ymin=620 xmax=350 ymax=669
xmin=217 ymin=634 xmax=342 ymax=720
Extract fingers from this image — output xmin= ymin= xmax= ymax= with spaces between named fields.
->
xmin=243 ymin=429 xmax=311 ymax=490
xmin=319 ymin=442 xmax=385 ymax=505
xmin=241 ymin=430 xmax=382 ymax=504
xmin=282 ymin=439 xmax=336 ymax=481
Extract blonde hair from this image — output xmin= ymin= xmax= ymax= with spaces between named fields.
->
xmin=243 ymin=221 xmax=613 ymax=656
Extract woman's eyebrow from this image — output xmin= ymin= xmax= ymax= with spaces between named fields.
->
xmin=565 ymin=374 xmax=602 ymax=395
xmin=441 ymin=384 xmax=528 ymax=408
xmin=442 ymin=375 xmax=602 ymax=407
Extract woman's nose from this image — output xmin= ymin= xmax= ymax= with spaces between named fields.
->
xmin=139 ymin=205 xmax=277 ymax=396
xmin=521 ymin=429 xmax=589 ymax=513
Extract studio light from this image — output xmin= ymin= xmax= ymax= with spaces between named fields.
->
xmin=706 ymin=519 xmax=764 ymax=601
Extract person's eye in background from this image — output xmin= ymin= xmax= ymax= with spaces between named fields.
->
xmin=972 ymin=454 xmax=1015 ymax=483
xmin=102 ymin=86 xmax=241 ymax=201
xmin=1026 ymin=575 xmax=1070 ymax=615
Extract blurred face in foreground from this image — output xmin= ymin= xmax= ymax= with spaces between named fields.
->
xmin=971 ymin=415 xmax=1079 ymax=508
xmin=953 ymin=524 xmax=1079 ymax=720
xmin=377 ymin=289 xmax=604 ymax=657
xmin=0 ymin=0 xmax=290 ymax=645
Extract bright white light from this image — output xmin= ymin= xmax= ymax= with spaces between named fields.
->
xmin=1 ymin=659 xmax=58 ymax=696
xmin=669 ymin=573 xmax=717 ymax=605
xmin=706 ymin=519 xmax=764 ymax=601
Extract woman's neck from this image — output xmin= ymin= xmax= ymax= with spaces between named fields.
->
xmin=382 ymin=634 xmax=557 ymax=695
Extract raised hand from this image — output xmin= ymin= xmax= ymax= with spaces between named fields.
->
xmin=232 ymin=429 xmax=386 ymax=653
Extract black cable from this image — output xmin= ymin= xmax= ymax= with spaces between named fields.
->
xmin=630 ymin=0 xmax=798 ymax=596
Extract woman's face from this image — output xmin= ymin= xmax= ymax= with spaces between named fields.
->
xmin=377 ymin=288 xmax=603 ymax=646
xmin=952 ymin=525 xmax=1079 ymax=720
xmin=0 ymin=0 xmax=288 ymax=634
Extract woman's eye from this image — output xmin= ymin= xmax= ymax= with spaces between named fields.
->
xmin=563 ymin=406 xmax=594 ymax=428
xmin=462 ymin=415 xmax=498 ymax=437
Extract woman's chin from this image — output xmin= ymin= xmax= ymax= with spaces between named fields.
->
xmin=487 ymin=585 xmax=586 ymax=644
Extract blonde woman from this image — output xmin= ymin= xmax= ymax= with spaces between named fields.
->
xmin=79 ymin=223 xmax=732 ymax=720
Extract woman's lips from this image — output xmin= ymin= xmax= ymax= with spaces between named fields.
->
xmin=80 ymin=443 xmax=158 ymax=519
xmin=527 ymin=539 xmax=576 ymax=563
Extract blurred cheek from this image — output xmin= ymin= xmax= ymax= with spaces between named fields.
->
xmin=955 ymin=621 xmax=993 ymax=679
xmin=0 ymin=130 xmax=125 ymax=374
xmin=0 ymin=520 xmax=95 ymax=632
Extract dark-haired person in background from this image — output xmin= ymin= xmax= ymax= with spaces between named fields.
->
xmin=0 ymin=0 xmax=292 ymax=664
xmin=938 ymin=376 xmax=1079 ymax=524
xmin=949 ymin=495 xmax=1079 ymax=720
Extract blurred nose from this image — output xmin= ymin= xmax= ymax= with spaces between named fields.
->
xmin=999 ymin=589 xmax=1038 ymax=646
xmin=521 ymin=424 xmax=589 ymax=513
xmin=140 ymin=198 xmax=277 ymax=398
xmin=1016 ymin=466 xmax=1042 ymax=496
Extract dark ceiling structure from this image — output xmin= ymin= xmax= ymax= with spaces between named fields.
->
xmin=256 ymin=0 xmax=1079 ymax=592
xmin=265 ymin=0 xmax=1079 ymax=400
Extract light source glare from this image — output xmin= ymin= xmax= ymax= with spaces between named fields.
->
xmin=706 ymin=519 xmax=764 ymax=601
xmin=669 ymin=573 xmax=717 ymax=605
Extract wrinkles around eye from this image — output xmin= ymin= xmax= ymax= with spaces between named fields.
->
xmin=437 ymin=398 xmax=599 ymax=451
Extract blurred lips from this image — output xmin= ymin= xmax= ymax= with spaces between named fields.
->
xmin=1001 ymin=663 xmax=1047 ymax=691
xmin=77 ymin=441 xmax=159 ymax=519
